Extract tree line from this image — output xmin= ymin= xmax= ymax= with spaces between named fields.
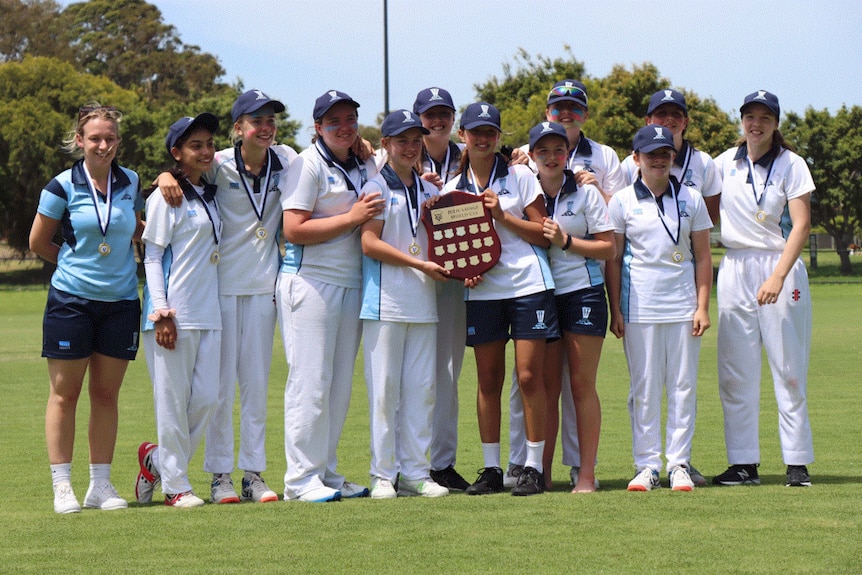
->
xmin=1 ymin=0 xmax=859 ymax=273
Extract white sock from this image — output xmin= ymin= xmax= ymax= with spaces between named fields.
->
xmin=89 ymin=463 xmax=111 ymax=486
xmin=481 ymin=443 xmax=501 ymax=469
xmin=50 ymin=463 xmax=72 ymax=487
xmin=525 ymin=440 xmax=545 ymax=473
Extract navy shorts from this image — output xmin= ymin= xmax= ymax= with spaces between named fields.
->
xmin=42 ymin=286 xmax=141 ymax=360
xmin=465 ymin=290 xmax=559 ymax=346
xmin=555 ymin=285 xmax=608 ymax=337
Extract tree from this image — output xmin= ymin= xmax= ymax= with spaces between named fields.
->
xmin=59 ymin=0 xmax=225 ymax=102
xmin=783 ymin=106 xmax=862 ymax=274
xmin=473 ymin=51 xmax=737 ymax=157
xmin=0 ymin=0 xmax=67 ymax=64
xmin=0 ymin=57 xmax=142 ymax=253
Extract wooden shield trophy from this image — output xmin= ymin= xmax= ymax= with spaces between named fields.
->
xmin=422 ymin=191 xmax=501 ymax=280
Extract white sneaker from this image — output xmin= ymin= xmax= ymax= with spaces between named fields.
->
xmin=297 ymin=485 xmax=341 ymax=502
xmin=53 ymin=481 xmax=81 ymax=514
xmin=670 ymin=465 xmax=695 ymax=492
xmin=370 ymin=477 xmax=397 ymax=499
xmin=165 ymin=491 xmax=205 ymax=508
xmin=503 ymin=464 xmax=524 ymax=489
xmin=627 ymin=468 xmax=661 ymax=492
xmin=83 ymin=482 xmax=128 ymax=510
xmin=241 ymin=472 xmax=278 ymax=503
xmin=211 ymin=474 xmax=240 ymax=504
xmin=399 ymin=478 xmax=449 ymax=498
xmin=338 ymin=481 xmax=369 ymax=499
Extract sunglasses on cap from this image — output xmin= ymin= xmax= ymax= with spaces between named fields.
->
xmin=548 ymin=85 xmax=586 ymax=99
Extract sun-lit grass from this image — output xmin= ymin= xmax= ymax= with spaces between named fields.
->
xmin=1 ymin=284 xmax=860 ymax=574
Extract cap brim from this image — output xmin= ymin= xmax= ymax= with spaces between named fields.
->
xmin=461 ymin=120 xmax=501 ymax=130
xmin=637 ymin=143 xmax=676 ymax=154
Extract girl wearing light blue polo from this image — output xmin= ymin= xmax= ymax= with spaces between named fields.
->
xmin=30 ymin=104 xmax=143 ymax=514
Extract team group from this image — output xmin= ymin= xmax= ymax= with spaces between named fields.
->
xmin=30 ymin=79 xmax=815 ymax=513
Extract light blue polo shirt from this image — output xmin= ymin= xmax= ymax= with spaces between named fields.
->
xmin=38 ymin=160 xmax=143 ymax=302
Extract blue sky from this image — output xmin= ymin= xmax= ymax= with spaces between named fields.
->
xmin=75 ymin=0 xmax=862 ymax=147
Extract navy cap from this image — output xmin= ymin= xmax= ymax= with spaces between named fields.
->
xmin=413 ymin=87 xmax=455 ymax=115
xmin=313 ymin=90 xmax=360 ymax=121
xmin=547 ymin=79 xmax=588 ymax=108
xmin=231 ymin=89 xmax=285 ymax=122
xmin=528 ymin=121 xmax=568 ymax=151
xmin=381 ymin=109 xmax=430 ymax=137
xmin=740 ymin=90 xmax=780 ymax=119
xmin=460 ymin=102 xmax=501 ymax=130
xmin=633 ymin=125 xmax=676 ymax=154
xmin=165 ymin=113 xmax=219 ymax=155
xmin=647 ymin=89 xmax=688 ymax=116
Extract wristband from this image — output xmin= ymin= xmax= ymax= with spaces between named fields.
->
xmin=562 ymin=234 xmax=572 ymax=251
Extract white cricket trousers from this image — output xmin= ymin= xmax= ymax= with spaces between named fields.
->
xmin=204 ymin=293 xmax=276 ymax=475
xmin=364 ymin=320 xmax=436 ymax=482
xmin=430 ymin=280 xmax=466 ymax=471
xmin=277 ymin=274 xmax=361 ymax=499
xmin=717 ymin=250 xmax=813 ymax=465
xmin=623 ymin=321 xmax=700 ymax=472
xmin=145 ymin=329 xmax=220 ymax=494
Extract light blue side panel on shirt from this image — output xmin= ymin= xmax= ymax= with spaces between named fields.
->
xmin=621 ymin=240 xmax=633 ymax=324
xmin=359 ymin=255 xmax=382 ymax=320
xmin=280 ymin=242 xmax=304 ymax=274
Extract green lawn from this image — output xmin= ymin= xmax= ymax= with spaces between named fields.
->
xmin=1 ymin=283 xmax=860 ymax=574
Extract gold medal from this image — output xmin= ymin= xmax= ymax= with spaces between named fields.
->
xmin=255 ymin=226 xmax=268 ymax=240
xmin=755 ymin=210 xmax=766 ymax=222
xmin=98 ymin=242 xmax=111 ymax=256
xmin=672 ymin=249 xmax=684 ymax=263
xmin=409 ymin=242 xmax=421 ymax=256
xmin=210 ymin=252 xmax=220 ymax=264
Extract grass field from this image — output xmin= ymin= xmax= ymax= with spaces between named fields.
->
xmin=1 ymin=281 xmax=860 ymax=574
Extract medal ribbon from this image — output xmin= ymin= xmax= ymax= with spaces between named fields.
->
xmin=381 ymin=164 xmax=421 ymax=240
xmin=654 ymin=179 xmax=681 ymax=247
xmin=467 ymin=155 xmax=500 ymax=194
xmin=234 ymin=145 xmax=273 ymax=225
xmin=82 ymin=162 xmax=112 ymax=242
xmin=315 ymin=140 xmax=367 ymax=196
xmin=745 ymin=152 xmax=778 ymax=209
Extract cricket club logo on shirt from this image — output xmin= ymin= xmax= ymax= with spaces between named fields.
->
xmin=679 ymin=200 xmax=689 ymax=218
xmin=532 ymin=309 xmax=548 ymax=330
xmin=561 ymin=201 xmax=575 ymax=217
xmin=429 ymin=88 xmax=444 ymax=102
xmin=575 ymin=306 xmax=593 ymax=326
xmin=683 ymin=169 xmax=695 ymax=186
xmin=478 ymin=105 xmax=491 ymax=118
xmin=582 ymin=160 xmax=595 ymax=174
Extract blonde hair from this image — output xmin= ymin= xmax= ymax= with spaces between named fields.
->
xmin=61 ymin=102 xmax=122 ymax=158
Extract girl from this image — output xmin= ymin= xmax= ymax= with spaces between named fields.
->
xmin=444 ymin=103 xmax=558 ymax=497
xmin=360 ymin=110 xmax=450 ymax=499
xmin=413 ymin=87 xmax=470 ymax=491
xmin=712 ymin=91 xmax=815 ymax=488
xmin=278 ymin=90 xmax=383 ymax=502
xmin=154 ymin=90 xmax=297 ymax=504
xmin=30 ymin=104 xmax=143 ymax=513
xmin=606 ymin=124 xmax=713 ymax=492
xmin=529 ymin=122 xmax=615 ymax=492
xmin=137 ymin=114 xmax=221 ymax=508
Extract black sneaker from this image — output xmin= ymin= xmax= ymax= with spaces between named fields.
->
xmin=712 ymin=464 xmax=760 ymax=486
xmin=688 ymin=464 xmax=708 ymax=487
xmin=430 ymin=466 xmax=470 ymax=491
xmin=786 ymin=465 xmax=812 ymax=487
xmin=511 ymin=466 xmax=545 ymax=496
xmin=465 ymin=467 xmax=504 ymax=495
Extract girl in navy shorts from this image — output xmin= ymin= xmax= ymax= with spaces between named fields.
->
xmin=443 ymin=103 xmax=559 ymax=497
xmin=29 ymin=103 xmax=143 ymax=514
xmin=529 ymin=122 xmax=615 ymax=492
